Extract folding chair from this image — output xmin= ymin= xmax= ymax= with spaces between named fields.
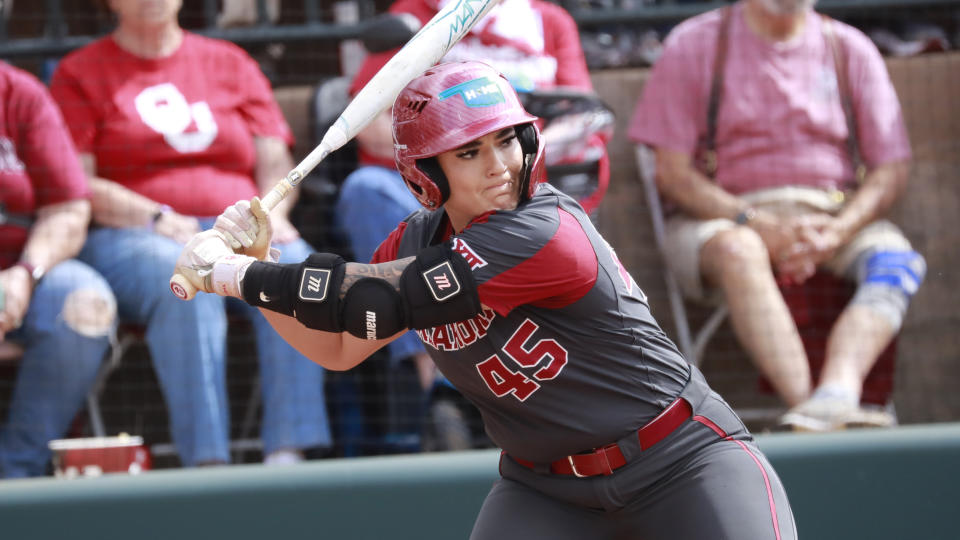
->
xmin=634 ymin=143 xmax=727 ymax=366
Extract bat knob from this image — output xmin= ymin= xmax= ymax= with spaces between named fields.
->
xmin=170 ymin=273 xmax=197 ymax=301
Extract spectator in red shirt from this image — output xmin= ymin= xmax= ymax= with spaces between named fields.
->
xmin=0 ymin=61 xmax=117 ymax=478
xmin=50 ymin=0 xmax=331 ymax=467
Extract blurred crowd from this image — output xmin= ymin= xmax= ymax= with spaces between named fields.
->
xmin=0 ymin=0 xmax=950 ymax=478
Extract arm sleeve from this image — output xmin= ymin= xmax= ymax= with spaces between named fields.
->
xmin=843 ymin=29 xmax=912 ymax=167
xmin=17 ymin=75 xmax=89 ymax=205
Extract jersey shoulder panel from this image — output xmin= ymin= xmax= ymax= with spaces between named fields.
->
xmin=453 ymin=186 xmax=598 ymax=314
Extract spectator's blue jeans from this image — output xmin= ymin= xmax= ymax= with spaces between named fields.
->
xmin=0 ymin=260 xmax=116 ymax=478
xmin=79 ymin=225 xmax=331 ymax=466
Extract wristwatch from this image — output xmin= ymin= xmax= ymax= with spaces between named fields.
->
xmin=148 ymin=204 xmax=173 ymax=231
xmin=14 ymin=260 xmax=45 ymax=287
xmin=735 ymin=207 xmax=757 ymax=226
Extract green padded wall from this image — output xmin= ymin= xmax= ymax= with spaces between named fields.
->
xmin=0 ymin=422 xmax=957 ymax=540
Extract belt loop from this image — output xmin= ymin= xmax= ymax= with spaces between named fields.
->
xmin=594 ymin=447 xmax=615 ymax=476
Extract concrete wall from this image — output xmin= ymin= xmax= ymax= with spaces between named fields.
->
xmin=587 ymin=52 xmax=960 ymax=424
xmin=1 ymin=423 xmax=958 ymax=540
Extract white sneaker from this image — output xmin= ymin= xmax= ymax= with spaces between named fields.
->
xmin=778 ymin=398 xmax=895 ymax=432
xmin=263 ymin=449 xmax=305 ymax=466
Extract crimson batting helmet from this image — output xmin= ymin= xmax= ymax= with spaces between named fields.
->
xmin=393 ymin=61 xmax=546 ymax=209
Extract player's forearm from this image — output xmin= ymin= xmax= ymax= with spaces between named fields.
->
xmin=258 ymin=308 xmax=386 ymax=370
xmin=253 ymin=257 xmax=418 ymax=369
xmin=832 ymin=160 xmax=910 ymax=240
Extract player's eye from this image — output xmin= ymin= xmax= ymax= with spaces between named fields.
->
xmin=498 ymin=134 xmax=517 ymax=148
xmin=456 ymin=149 xmax=479 ymax=159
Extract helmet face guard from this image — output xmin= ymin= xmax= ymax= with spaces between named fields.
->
xmin=393 ymin=61 xmax=546 ymax=209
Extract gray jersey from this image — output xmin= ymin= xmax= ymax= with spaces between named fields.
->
xmin=374 ymin=185 xmax=690 ymax=462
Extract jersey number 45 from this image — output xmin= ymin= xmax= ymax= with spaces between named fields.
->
xmin=476 ymin=319 xmax=569 ymax=402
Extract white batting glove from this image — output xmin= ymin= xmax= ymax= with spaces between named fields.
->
xmin=174 ymin=229 xmax=237 ymax=295
xmin=214 ymin=197 xmax=275 ymax=261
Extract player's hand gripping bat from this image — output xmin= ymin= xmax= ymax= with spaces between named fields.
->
xmin=170 ymin=0 xmax=505 ymax=300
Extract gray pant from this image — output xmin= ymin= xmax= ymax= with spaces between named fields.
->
xmin=471 ymin=367 xmax=797 ymax=540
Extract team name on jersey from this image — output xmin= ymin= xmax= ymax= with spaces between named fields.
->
xmin=417 ymin=307 xmax=496 ymax=351
xmin=452 ymin=237 xmax=487 ymax=270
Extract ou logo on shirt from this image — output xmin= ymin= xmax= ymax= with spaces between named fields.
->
xmin=135 ymin=83 xmax=218 ymax=153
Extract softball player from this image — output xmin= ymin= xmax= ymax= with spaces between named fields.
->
xmin=176 ymin=61 xmax=797 ymax=539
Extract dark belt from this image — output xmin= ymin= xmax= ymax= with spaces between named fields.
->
xmin=509 ymin=396 xmax=692 ymax=478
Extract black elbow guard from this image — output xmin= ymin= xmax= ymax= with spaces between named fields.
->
xmin=399 ymin=244 xmax=482 ymax=330
xmin=340 ymin=244 xmax=481 ymax=339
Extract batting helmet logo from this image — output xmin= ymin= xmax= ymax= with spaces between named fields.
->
xmin=439 ymin=76 xmax=505 ymax=107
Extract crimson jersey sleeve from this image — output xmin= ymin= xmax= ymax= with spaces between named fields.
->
xmin=451 ymin=194 xmax=597 ymax=316
xmin=370 ymin=222 xmax=407 ymax=264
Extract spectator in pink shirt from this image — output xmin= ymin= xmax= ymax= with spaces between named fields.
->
xmin=630 ymin=0 xmax=925 ymax=431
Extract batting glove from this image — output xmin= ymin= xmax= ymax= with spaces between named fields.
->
xmin=174 ymin=229 xmax=238 ymax=295
xmin=214 ymin=197 xmax=275 ymax=261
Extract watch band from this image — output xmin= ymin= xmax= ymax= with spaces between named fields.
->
xmin=14 ymin=260 xmax=45 ymax=286
xmin=735 ymin=207 xmax=757 ymax=226
xmin=147 ymin=204 xmax=173 ymax=231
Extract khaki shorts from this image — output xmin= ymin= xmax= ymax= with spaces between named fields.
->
xmin=663 ymin=186 xmax=914 ymax=303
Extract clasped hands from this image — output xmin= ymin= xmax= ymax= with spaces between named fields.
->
xmin=172 ymin=198 xmax=275 ymax=298
xmin=752 ymin=211 xmax=846 ymax=285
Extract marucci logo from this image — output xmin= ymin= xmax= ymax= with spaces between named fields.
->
xmin=433 ymin=274 xmax=451 ymax=289
xmin=365 ymin=311 xmax=377 ymax=340
xmin=423 ymin=261 xmax=461 ymax=301
xmin=298 ymin=268 xmax=331 ymax=302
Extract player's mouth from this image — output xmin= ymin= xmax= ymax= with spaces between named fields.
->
xmin=485 ymin=180 xmax=515 ymax=195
